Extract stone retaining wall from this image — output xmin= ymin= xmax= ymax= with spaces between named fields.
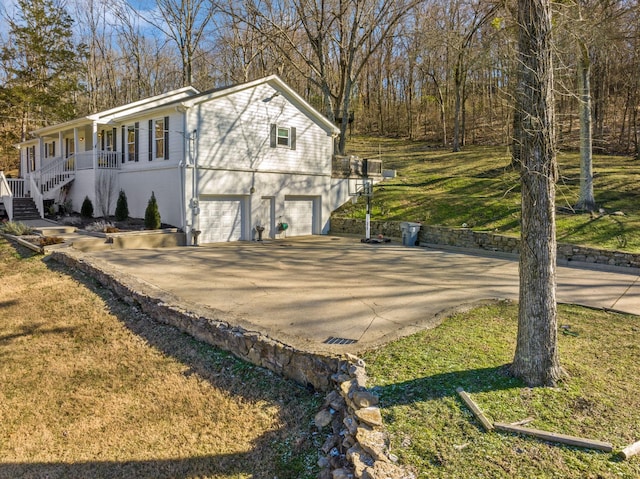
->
xmin=330 ymin=218 xmax=640 ymax=269
xmin=316 ymin=354 xmax=415 ymax=479
xmin=51 ymin=248 xmax=413 ymax=479
xmin=51 ymin=249 xmax=341 ymax=392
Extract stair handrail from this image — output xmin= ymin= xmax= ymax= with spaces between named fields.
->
xmin=0 ymin=172 xmax=14 ymax=221
xmin=29 ymin=174 xmax=44 ymax=218
xmin=0 ymin=171 xmax=11 ymax=196
xmin=36 ymin=155 xmax=76 ymax=193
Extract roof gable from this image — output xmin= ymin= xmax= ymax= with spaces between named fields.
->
xmin=182 ymin=75 xmax=339 ymax=136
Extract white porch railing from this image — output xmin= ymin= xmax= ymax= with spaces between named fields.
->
xmin=0 ymin=172 xmax=14 ymax=220
xmin=76 ymin=151 xmax=121 ymax=170
xmin=37 ymin=155 xmax=75 ymax=194
xmin=29 ymin=175 xmax=44 ymax=218
xmin=8 ymin=178 xmax=27 ymax=198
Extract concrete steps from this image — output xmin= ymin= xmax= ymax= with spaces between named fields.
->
xmin=12 ymin=197 xmax=41 ymax=220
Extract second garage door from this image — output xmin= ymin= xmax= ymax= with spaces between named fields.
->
xmin=200 ymin=196 xmax=245 ymax=243
xmin=284 ymin=197 xmax=316 ymax=237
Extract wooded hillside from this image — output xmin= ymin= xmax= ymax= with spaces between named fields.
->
xmin=1 ymin=0 xmax=638 ymax=168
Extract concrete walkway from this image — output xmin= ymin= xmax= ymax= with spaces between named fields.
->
xmin=77 ymin=236 xmax=640 ymax=354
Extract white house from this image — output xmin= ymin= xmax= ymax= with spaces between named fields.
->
xmin=1 ymin=75 xmax=375 ymax=244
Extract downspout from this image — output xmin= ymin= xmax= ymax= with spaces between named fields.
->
xmin=191 ymin=129 xmax=199 ymax=238
xmin=177 ymin=105 xmax=188 ymax=241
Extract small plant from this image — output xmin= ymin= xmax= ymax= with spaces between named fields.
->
xmin=61 ymin=199 xmax=73 ymax=215
xmin=81 ymin=196 xmax=94 ymax=218
xmin=85 ymin=220 xmax=117 ymax=233
xmin=0 ymin=221 xmax=34 ymax=235
xmin=144 ymin=191 xmax=161 ymax=230
xmin=115 ymin=189 xmax=129 ymax=221
xmin=38 ymin=236 xmax=64 ymax=246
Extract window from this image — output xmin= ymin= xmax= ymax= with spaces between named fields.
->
xmin=269 ymin=124 xmax=296 ymax=150
xmin=127 ymin=123 xmax=139 ymax=162
xmin=155 ymin=117 xmax=169 ymax=160
xmin=65 ymin=138 xmax=75 ymax=158
xmin=27 ymin=146 xmax=36 ymax=172
xmin=45 ymin=141 xmax=56 ymax=158
xmin=277 ymin=127 xmax=290 ymax=146
xmin=102 ymin=129 xmax=114 ymax=151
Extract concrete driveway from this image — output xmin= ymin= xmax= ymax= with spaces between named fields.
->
xmin=82 ymin=236 xmax=640 ymax=353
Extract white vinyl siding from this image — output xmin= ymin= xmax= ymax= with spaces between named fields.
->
xmin=191 ymin=84 xmax=331 ymax=174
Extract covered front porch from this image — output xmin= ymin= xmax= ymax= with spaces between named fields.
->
xmin=1 ymin=150 xmax=120 ymax=221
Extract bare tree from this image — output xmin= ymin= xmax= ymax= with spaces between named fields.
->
xmin=226 ymin=0 xmax=417 ymax=155
xmin=95 ymin=169 xmax=118 ymax=218
xmin=511 ymin=0 xmax=563 ymax=387
xmin=138 ymin=0 xmax=216 ymax=87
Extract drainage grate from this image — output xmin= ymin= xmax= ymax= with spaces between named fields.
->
xmin=324 ymin=336 xmax=358 ymax=345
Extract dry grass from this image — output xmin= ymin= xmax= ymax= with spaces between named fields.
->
xmin=0 ymin=238 xmax=319 ymax=479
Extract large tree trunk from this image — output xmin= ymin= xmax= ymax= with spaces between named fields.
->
xmin=576 ymin=42 xmax=596 ymax=211
xmin=511 ymin=0 xmax=563 ymax=387
xmin=452 ymin=57 xmax=463 ymax=152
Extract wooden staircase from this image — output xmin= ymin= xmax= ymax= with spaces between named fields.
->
xmin=38 ymin=157 xmax=75 ymax=195
xmin=12 ymin=197 xmax=41 ymax=221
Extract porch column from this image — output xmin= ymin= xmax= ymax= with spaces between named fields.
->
xmin=58 ymin=131 xmax=63 ymax=158
xmin=92 ymin=122 xmax=98 ymax=169
xmin=73 ymin=128 xmax=79 ymax=171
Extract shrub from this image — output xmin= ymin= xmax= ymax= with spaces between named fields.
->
xmin=0 ymin=221 xmax=34 ymax=235
xmin=81 ymin=196 xmax=94 ymax=218
xmin=144 ymin=191 xmax=161 ymax=230
xmin=115 ymin=189 xmax=129 ymax=221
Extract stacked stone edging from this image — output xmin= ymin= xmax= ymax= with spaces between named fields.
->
xmin=316 ymin=354 xmax=415 ymax=479
xmin=330 ymin=218 xmax=640 ymax=269
xmin=51 ymin=249 xmax=414 ymax=478
xmin=51 ymin=249 xmax=341 ymax=392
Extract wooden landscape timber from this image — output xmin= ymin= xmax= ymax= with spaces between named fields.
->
xmin=456 ymin=387 xmax=494 ymax=431
xmin=456 ymin=388 xmax=615 ymax=453
xmin=493 ymin=422 xmax=614 ymax=452
xmin=620 ymin=440 xmax=640 ymax=460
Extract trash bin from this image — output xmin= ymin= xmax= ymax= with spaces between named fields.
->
xmin=401 ymin=222 xmax=421 ymax=246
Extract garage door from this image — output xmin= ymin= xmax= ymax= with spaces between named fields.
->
xmin=200 ymin=197 xmax=244 ymax=243
xmin=284 ymin=197 xmax=315 ymax=236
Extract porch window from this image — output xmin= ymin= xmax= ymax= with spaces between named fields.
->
xmin=65 ymin=138 xmax=75 ymax=158
xmin=26 ymin=146 xmax=36 ymax=172
xmin=45 ymin=141 xmax=56 ymax=158
xmin=102 ymin=129 xmax=114 ymax=151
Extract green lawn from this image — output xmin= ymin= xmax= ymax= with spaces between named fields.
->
xmin=339 ymin=137 xmax=640 ymax=252
xmin=363 ymin=301 xmax=640 ymax=479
